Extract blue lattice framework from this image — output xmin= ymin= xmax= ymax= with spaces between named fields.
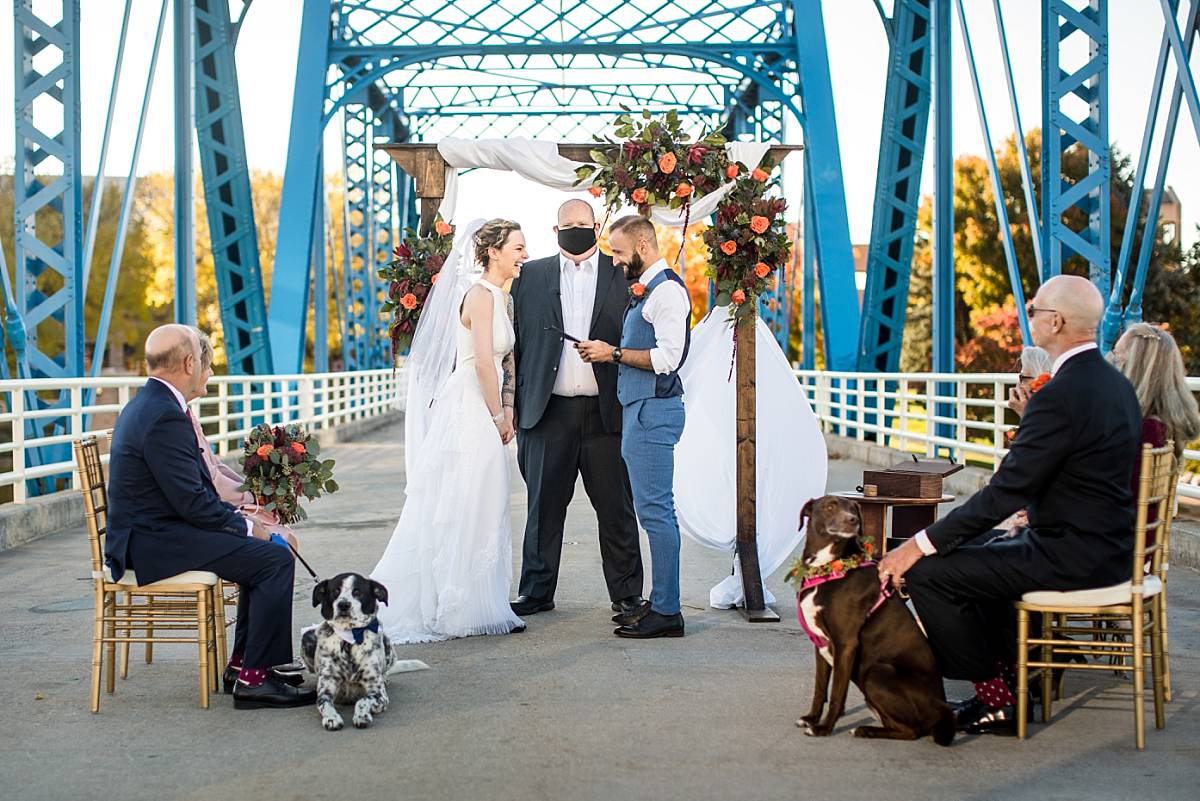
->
xmin=194 ymin=0 xmax=273 ymax=374
xmin=1040 ymin=0 xmax=1110 ymax=293
xmin=858 ymin=0 xmax=933 ymax=372
xmin=12 ymin=0 xmax=84 ymax=492
xmin=270 ymin=0 xmax=862 ymax=372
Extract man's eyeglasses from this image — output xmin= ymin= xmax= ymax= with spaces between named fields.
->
xmin=1025 ymin=302 xmax=1057 ymax=319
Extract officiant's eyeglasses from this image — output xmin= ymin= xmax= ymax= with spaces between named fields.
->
xmin=1025 ymin=302 xmax=1058 ymax=319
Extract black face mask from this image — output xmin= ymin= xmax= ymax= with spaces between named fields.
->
xmin=558 ymin=226 xmax=597 ymax=256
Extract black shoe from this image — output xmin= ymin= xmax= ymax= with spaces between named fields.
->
xmin=611 ymin=594 xmax=646 ymax=614
xmin=614 ymin=610 xmax=684 ymax=639
xmin=223 ymin=666 xmax=307 ymax=695
xmin=951 ymin=695 xmax=985 ymax=724
xmin=232 ymin=676 xmax=317 ymax=709
xmin=510 ymin=596 xmax=555 ymax=616
xmin=957 ymin=702 xmax=1018 ymax=736
xmin=612 ymin=600 xmax=651 ymax=625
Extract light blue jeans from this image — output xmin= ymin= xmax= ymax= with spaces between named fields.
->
xmin=620 ymin=396 xmax=685 ymax=616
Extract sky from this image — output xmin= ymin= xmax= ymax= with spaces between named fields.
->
xmin=1 ymin=0 xmax=1198 ymax=261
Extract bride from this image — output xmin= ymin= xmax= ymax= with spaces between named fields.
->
xmin=372 ymin=218 xmax=528 ymax=643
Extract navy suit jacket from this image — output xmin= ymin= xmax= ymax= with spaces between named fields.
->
xmin=106 ymin=379 xmax=248 ymax=584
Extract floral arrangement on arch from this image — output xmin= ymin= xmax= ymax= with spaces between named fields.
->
xmin=574 ymin=109 xmax=791 ymax=320
xmin=239 ymin=423 xmax=339 ymax=525
xmin=379 ymin=216 xmax=455 ymax=362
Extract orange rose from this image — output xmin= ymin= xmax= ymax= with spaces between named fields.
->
xmin=754 ymin=261 xmax=771 ymax=279
xmin=588 ymin=185 xmax=603 ymax=198
xmin=1030 ymin=372 xmax=1051 ymax=392
xmin=675 ymin=182 xmax=693 ymax=198
xmin=630 ymin=282 xmax=646 ymax=298
xmin=752 ymin=167 xmax=770 ymax=182
xmin=719 ymin=240 xmax=737 ymax=256
xmin=430 ymin=272 xmax=439 ymax=285
xmin=731 ymin=289 xmax=746 ymax=305
xmin=400 ymin=293 xmax=419 ymax=310
xmin=726 ymin=164 xmax=740 ymax=180
xmin=829 ymin=559 xmax=844 ymax=573
xmin=434 ymin=219 xmax=453 ymax=236
xmin=291 ymin=442 xmax=306 ymax=454
xmin=862 ymin=540 xmax=875 ymax=555
xmin=658 ymin=152 xmax=678 ymax=174
xmin=631 ymin=187 xmax=648 ymax=203
xmin=256 ymin=444 xmax=273 ymax=458
xmin=750 ymin=215 xmax=770 ymax=234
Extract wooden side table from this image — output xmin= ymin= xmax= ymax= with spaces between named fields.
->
xmin=831 ymin=491 xmax=956 ymax=555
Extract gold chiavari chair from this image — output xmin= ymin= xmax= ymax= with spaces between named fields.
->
xmin=1015 ymin=441 xmax=1174 ymax=750
xmin=75 ymin=436 xmax=223 ymax=711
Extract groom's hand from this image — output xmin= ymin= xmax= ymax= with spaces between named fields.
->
xmin=575 ymin=340 xmax=614 ymax=364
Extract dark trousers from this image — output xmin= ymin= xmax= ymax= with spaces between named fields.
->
xmin=905 ymin=533 xmax=1083 ymax=682
xmin=516 ymin=395 xmax=643 ymax=602
xmin=197 ymin=537 xmax=295 ymax=670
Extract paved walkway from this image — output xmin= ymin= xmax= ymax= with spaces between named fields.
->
xmin=1 ymin=420 xmax=1198 ymax=800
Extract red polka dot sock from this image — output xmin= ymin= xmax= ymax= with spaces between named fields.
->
xmin=237 ymin=667 xmax=267 ymax=687
xmin=227 ymin=653 xmax=243 ymax=671
xmin=997 ymin=662 xmax=1018 ymax=695
xmin=972 ymin=676 xmax=1016 ymax=709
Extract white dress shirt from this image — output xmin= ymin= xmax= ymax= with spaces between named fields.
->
xmin=151 ymin=376 xmax=253 ymax=538
xmin=910 ymin=341 xmax=1099 ymax=556
xmin=552 ymin=254 xmax=600 ymax=397
xmin=636 ymin=258 xmax=691 ymax=375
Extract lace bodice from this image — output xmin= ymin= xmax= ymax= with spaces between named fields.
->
xmin=456 ymin=279 xmax=513 ymax=367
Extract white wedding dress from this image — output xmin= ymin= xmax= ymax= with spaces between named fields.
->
xmin=372 ymin=278 xmax=525 ymax=643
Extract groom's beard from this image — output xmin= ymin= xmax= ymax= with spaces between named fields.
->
xmin=620 ymin=252 xmax=646 ymax=280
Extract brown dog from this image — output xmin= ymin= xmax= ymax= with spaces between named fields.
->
xmin=794 ymin=495 xmax=954 ymax=745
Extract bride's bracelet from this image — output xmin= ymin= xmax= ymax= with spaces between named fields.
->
xmin=491 ymin=411 xmax=505 ymax=424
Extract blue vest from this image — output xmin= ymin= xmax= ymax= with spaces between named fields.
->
xmin=617 ymin=269 xmax=691 ymax=405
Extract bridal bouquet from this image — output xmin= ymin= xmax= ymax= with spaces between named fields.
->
xmin=239 ymin=423 xmax=338 ymax=524
xmin=379 ymin=216 xmax=455 ymax=362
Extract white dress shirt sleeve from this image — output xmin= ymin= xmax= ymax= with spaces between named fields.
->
xmin=643 ymin=281 xmax=691 ymax=375
xmin=244 ymin=517 xmax=254 ymax=537
xmin=913 ymin=530 xmax=937 ymax=555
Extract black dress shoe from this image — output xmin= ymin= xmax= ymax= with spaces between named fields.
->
xmin=611 ymin=595 xmax=646 ymax=614
xmin=957 ymin=702 xmax=1017 ymax=736
xmin=232 ymin=676 xmax=317 ymax=709
xmin=614 ymin=610 xmax=684 ymax=639
xmin=510 ymin=596 xmax=555 ymax=616
xmin=223 ymin=666 xmax=306 ymax=695
xmin=612 ymin=600 xmax=651 ymax=625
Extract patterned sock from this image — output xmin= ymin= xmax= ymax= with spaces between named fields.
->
xmin=237 ymin=667 xmax=267 ymax=687
xmin=997 ymin=662 xmax=1018 ymax=695
xmin=227 ymin=653 xmax=243 ymax=671
xmin=973 ymin=676 xmax=1016 ymax=709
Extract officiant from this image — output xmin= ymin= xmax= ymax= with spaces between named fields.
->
xmin=508 ymin=199 xmax=646 ymax=621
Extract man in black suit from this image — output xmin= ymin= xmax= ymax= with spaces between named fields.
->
xmin=107 ymin=325 xmax=315 ymax=709
xmin=878 ymin=275 xmax=1142 ymax=735
xmin=507 ymin=200 xmax=645 ymax=620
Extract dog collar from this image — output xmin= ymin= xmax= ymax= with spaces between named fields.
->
xmin=334 ymin=618 xmax=379 ymax=646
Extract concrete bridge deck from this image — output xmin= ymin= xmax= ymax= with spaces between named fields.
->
xmin=1 ymin=419 xmax=1197 ymax=800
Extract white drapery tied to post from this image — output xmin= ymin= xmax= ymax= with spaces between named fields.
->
xmin=436 ymin=138 xmax=772 ymax=226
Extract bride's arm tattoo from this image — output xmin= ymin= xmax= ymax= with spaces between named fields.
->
xmin=502 ymin=295 xmax=516 ymax=408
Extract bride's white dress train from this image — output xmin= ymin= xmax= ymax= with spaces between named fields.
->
xmin=372 ymin=279 xmax=524 ymax=643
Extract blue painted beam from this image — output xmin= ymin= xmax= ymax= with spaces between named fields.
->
xmin=174 ymin=0 xmax=196 ymax=325
xmin=858 ymin=0 xmax=933 ymax=372
xmin=194 ymin=0 xmax=273 ymax=373
xmin=269 ymin=0 xmax=330 ymax=373
xmin=802 ymin=175 xmax=816 ymax=370
xmin=791 ymin=0 xmax=860 ymax=370
xmin=932 ymin=0 xmax=954 ymax=377
xmin=1158 ymin=0 xmax=1200 ymax=143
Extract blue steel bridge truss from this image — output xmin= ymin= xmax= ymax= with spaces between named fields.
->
xmin=6 ymin=1 xmax=1200 ymax=496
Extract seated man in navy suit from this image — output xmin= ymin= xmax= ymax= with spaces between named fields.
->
xmin=107 ymin=324 xmax=316 ymax=709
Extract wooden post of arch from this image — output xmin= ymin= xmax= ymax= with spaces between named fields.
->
xmin=377 ymin=140 xmax=802 ymax=624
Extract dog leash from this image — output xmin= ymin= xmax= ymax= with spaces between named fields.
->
xmin=287 ymin=541 xmax=320 ymax=580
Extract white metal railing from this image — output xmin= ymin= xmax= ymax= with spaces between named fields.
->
xmin=795 ymin=370 xmax=1200 ymax=501
xmin=0 ymin=369 xmax=403 ymax=504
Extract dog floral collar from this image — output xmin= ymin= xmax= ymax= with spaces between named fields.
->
xmin=784 ymin=538 xmax=878 ymax=593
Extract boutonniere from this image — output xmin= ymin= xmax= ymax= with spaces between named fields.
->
xmin=629 ymin=282 xmax=646 ymax=299
xmin=1030 ymin=372 xmax=1051 ymax=392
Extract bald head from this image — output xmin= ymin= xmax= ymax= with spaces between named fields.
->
xmin=1029 ymin=274 xmax=1103 ymax=357
xmin=145 ymin=324 xmax=199 ymax=373
xmin=557 ymin=198 xmax=596 ymax=226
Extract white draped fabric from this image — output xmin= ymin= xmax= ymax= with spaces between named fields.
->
xmin=435 ymin=138 xmax=772 ymax=228
xmin=674 ymin=309 xmax=828 ymax=608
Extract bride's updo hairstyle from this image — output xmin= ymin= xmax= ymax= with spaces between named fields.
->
xmin=474 ymin=219 xmax=522 ymax=269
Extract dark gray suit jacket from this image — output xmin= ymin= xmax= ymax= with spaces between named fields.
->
xmin=510 ymin=252 xmax=630 ymax=432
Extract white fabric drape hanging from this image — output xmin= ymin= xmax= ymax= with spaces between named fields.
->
xmin=435 ymin=138 xmax=772 ymax=227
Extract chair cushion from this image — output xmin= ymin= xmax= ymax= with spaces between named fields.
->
xmin=1022 ymin=575 xmax=1163 ymax=607
xmin=93 ymin=566 xmax=218 ymax=588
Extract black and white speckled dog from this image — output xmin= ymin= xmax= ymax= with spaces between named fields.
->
xmin=301 ymin=573 xmax=395 ymax=731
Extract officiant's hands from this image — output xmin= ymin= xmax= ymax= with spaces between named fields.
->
xmin=877 ymin=538 xmax=924 ymax=588
xmin=575 ymin=340 xmax=615 ymax=363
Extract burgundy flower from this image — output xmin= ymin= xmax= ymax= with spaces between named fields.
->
xmin=395 ymin=243 xmax=413 ymax=261
xmin=687 ymin=145 xmax=707 ymax=165
xmin=244 ymin=454 xmax=261 ymax=471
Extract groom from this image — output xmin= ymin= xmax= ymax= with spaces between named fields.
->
xmin=577 ymin=215 xmax=691 ymax=639
xmin=508 ymin=199 xmax=646 ymax=620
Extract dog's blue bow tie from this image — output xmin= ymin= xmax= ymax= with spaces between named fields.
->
xmin=350 ymin=618 xmax=379 ymax=645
